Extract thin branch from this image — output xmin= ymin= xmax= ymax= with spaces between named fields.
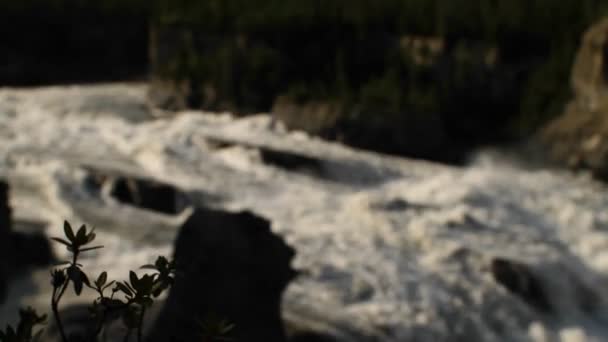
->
xmin=137 ymin=307 xmax=146 ymax=342
xmin=51 ymin=280 xmax=70 ymax=342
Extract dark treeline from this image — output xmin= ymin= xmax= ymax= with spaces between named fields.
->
xmin=1 ymin=0 xmax=149 ymax=85
xmin=4 ymin=0 xmax=608 ymax=161
xmin=148 ymin=0 xmax=608 ymax=160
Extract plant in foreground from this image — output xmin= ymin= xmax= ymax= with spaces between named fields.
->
xmin=0 ymin=220 xmax=233 ymax=342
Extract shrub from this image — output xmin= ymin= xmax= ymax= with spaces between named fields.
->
xmin=0 ymin=221 xmax=233 ymax=342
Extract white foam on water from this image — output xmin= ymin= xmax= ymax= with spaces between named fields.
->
xmin=1 ymin=84 xmax=608 ymax=341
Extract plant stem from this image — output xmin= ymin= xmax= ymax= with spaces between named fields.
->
xmin=51 ymin=281 xmax=70 ymax=342
xmin=137 ymin=306 xmax=146 ymax=342
xmin=92 ymin=308 xmax=107 ymax=339
xmin=123 ymin=328 xmax=132 ymax=342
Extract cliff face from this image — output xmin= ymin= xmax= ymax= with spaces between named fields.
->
xmin=540 ymin=18 xmax=608 ymax=179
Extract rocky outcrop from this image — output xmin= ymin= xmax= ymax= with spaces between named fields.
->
xmin=0 ymin=181 xmax=53 ymax=305
xmin=148 ymin=208 xmax=297 ymax=342
xmin=0 ymin=181 xmax=12 ymax=302
xmin=540 ymin=18 xmax=608 ymax=178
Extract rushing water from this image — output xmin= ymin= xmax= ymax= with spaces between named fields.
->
xmin=2 ymin=84 xmax=608 ymax=341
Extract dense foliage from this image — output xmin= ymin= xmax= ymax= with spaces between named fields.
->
xmin=4 ymin=0 xmax=608 ymax=157
xmin=0 ymin=221 xmax=232 ymax=342
xmin=147 ymin=0 xmax=608 ymax=155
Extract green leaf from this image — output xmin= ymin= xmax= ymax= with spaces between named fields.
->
xmin=79 ymin=269 xmax=90 ymax=287
xmin=129 ymin=271 xmax=139 ymax=289
xmin=50 ymin=237 xmax=72 ymax=247
xmin=76 ymin=225 xmax=87 ymax=244
xmin=73 ymin=278 xmax=83 ymax=295
xmin=97 ymin=272 xmax=108 ymax=287
xmin=67 ymin=266 xmax=88 ymax=295
xmin=64 ymin=221 xmax=75 ymax=242
xmin=102 ymin=280 xmax=115 ymax=291
xmin=80 ymin=246 xmax=104 ymax=253
xmin=86 ymin=232 xmax=96 ymax=243
xmin=51 ymin=269 xmax=67 ymax=288
xmin=140 ymin=274 xmax=155 ymax=293
xmin=156 ymin=256 xmax=168 ymax=268
xmin=116 ymin=282 xmax=133 ymax=297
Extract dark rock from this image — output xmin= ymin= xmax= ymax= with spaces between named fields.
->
xmin=0 ymin=181 xmax=54 ymax=305
xmin=260 ymin=148 xmax=325 ymax=176
xmin=375 ymin=198 xmax=434 ymax=212
xmin=9 ymin=231 xmax=54 ymax=268
xmin=490 ymin=258 xmax=551 ymax=313
xmin=110 ymin=177 xmax=182 ymax=214
xmin=84 ymin=170 xmax=187 ymax=214
xmin=148 ymin=207 xmax=297 ymax=342
xmin=0 ymin=181 xmax=11 ymax=302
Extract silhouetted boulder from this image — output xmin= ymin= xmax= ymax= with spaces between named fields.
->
xmin=148 ymin=207 xmax=297 ymax=342
xmin=0 ymin=181 xmax=54 ymax=305
xmin=0 ymin=181 xmax=11 ymax=301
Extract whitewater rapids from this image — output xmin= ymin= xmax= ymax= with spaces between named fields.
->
xmin=1 ymin=84 xmax=608 ymax=341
